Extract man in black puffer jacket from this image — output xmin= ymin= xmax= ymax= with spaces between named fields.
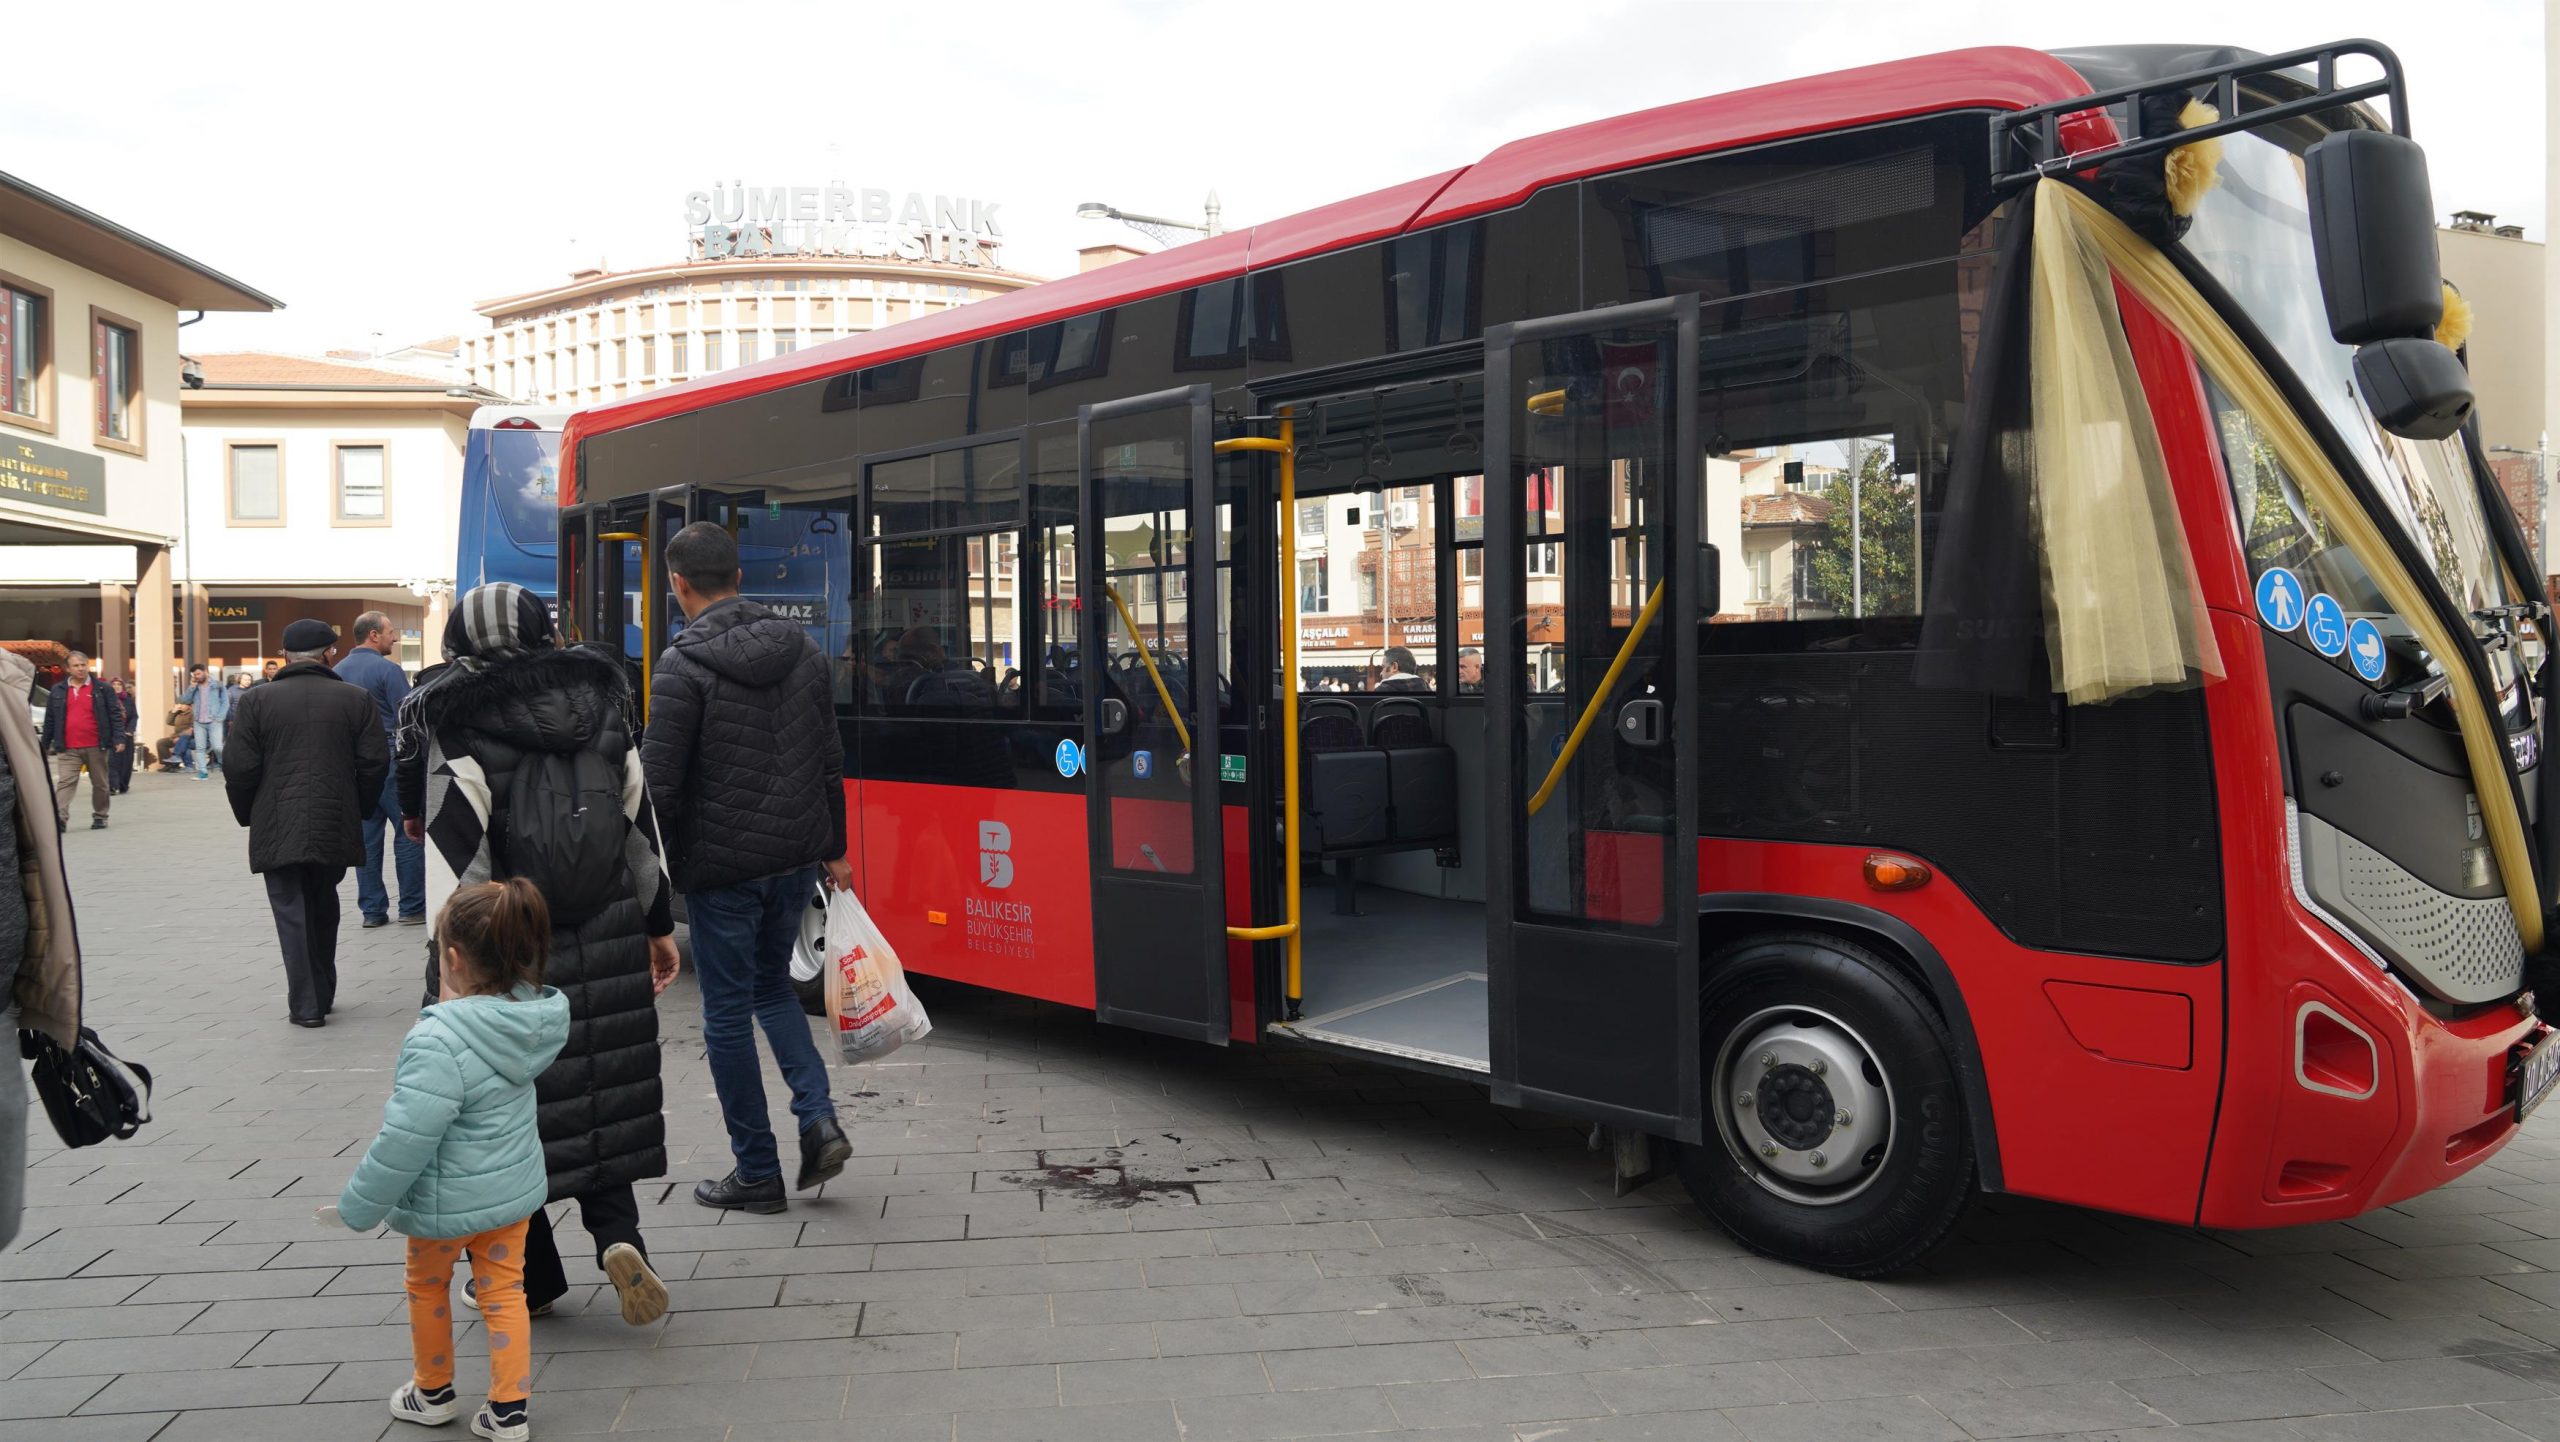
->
xmin=398 ymin=583 xmax=677 ymax=1326
xmin=226 ymin=620 xmax=387 ymax=1027
xmin=643 ymin=522 xmax=852 ymax=1216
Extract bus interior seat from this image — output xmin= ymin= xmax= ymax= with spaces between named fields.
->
xmin=1368 ymin=697 xmax=1433 ymax=748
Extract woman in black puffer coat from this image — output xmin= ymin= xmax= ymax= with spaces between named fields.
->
xmin=397 ymin=583 xmax=676 ymax=1326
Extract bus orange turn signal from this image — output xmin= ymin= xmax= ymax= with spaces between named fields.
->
xmin=1863 ymin=854 xmax=1930 ymax=892
xmin=927 ymin=910 xmax=949 ymax=926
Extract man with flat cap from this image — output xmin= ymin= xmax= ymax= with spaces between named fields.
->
xmin=225 ymin=618 xmax=388 ymax=1027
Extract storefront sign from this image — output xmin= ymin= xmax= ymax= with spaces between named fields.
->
xmin=0 ymin=439 xmax=105 ymax=516
xmin=206 ymin=600 xmax=265 ymax=621
xmin=685 ymin=185 xmax=1006 ymax=268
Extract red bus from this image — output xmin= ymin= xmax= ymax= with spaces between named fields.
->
xmin=557 ymin=41 xmax=2556 ymax=1274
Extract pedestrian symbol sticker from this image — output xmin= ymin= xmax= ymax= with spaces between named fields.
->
xmin=1054 ymin=739 xmax=1083 ymax=778
xmin=2255 ymin=568 xmax=2305 ymax=632
xmin=2304 ymin=594 xmax=2347 ymax=657
xmin=2347 ymin=618 xmax=2388 ymax=682
xmin=1132 ymin=750 xmax=1153 ymax=780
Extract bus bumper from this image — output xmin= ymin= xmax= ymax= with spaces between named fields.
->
xmin=2197 ymin=909 xmax=2545 ymax=1230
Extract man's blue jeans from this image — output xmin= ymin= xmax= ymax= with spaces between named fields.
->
xmin=687 ymin=865 xmax=835 ymax=1182
xmin=192 ymin=718 xmax=224 ymax=777
xmin=357 ymin=771 xmax=424 ymax=923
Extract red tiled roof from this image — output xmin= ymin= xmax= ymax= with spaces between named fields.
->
xmin=1741 ymin=492 xmax=1834 ymax=526
xmin=189 ymin=352 xmax=451 ymax=389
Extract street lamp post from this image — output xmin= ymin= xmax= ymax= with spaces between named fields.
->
xmin=1076 ymin=192 xmax=1224 ymax=246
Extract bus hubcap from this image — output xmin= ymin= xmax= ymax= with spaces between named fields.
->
xmin=1716 ymin=1007 xmax=1893 ymax=1204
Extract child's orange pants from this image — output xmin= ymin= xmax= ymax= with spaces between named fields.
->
xmin=404 ymin=1218 xmax=533 ymax=1405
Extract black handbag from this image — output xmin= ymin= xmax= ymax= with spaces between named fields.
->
xmin=19 ymin=1026 xmax=152 ymax=1147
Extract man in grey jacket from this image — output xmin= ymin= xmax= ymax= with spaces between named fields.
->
xmin=641 ymin=522 xmax=852 ymax=1215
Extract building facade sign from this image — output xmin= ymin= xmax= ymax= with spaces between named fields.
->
xmin=0 ymin=438 xmax=106 ymax=516
xmin=685 ymin=185 xmax=1005 ymax=267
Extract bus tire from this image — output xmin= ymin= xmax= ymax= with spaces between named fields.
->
xmin=1679 ymin=932 xmax=1974 ymax=1278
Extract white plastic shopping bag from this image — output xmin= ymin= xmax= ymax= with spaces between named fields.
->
xmin=822 ymin=886 xmax=930 ymax=1064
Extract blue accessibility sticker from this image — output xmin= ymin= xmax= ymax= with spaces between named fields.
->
xmin=2346 ymin=618 xmax=2388 ymax=682
xmin=1132 ymin=750 xmax=1153 ymax=780
xmin=2255 ymin=567 xmax=2306 ymax=633
xmin=1054 ymin=738 xmax=1083 ymax=778
xmin=2304 ymin=593 xmax=2348 ymax=657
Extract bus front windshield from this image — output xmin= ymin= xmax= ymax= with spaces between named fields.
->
xmin=2182 ymin=130 xmax=2526 ymax=717
xmin=486 ymin=429 xmax=564 ymax=549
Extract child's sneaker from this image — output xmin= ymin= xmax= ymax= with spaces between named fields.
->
xmin=460 ymin=1278 xmax=554 ymax=1318
xmin=471 ymin=1403 xmax=529 ymax=1441
xmin=388 ymin=1381 xmax=457 ymax=1427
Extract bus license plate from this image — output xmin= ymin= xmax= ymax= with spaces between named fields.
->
xmin=2516 ymin=1031 xmax=2560 ymax=1123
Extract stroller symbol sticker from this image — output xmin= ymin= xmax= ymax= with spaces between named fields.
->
xmin=2304 ymin=594 xmax=2347 ymax=657
xmin=2255 ymin=567 xmax=2305 ymax=632
xmin=2347 ymin=618 xmax=2388 ymax=681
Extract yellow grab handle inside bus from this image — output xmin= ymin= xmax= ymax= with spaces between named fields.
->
xmin=1211 ymin=431 xmax=1304 ymax=991
xmin=1527 ymin=578 xmax=1666 ymax=817
xmin=1100 ymin=582 xmax=1192 ymax=756
xmin=1526 ymin=388 xmax=1567 ymax=417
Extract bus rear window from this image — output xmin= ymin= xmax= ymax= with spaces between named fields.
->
xmin=488 ymin=429 xmax=563 ymax=547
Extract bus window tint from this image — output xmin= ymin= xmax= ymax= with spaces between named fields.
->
xmin=700 ymin=487 xmax=855 ymax=684
xmin=867 ymin=441 xmax=1021 ymax=536
xmin=1695 ymin=261 xmax=1970 ymax=645
xmin=489 ymin=428 xmax=562 ymax=547
xmin=857 ymin=436 xmax=1029 ymax=717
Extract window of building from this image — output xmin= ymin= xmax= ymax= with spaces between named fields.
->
xmin=0 ymin=280 xmax=50 ymax=429
xmin=227 ymin=442 xmax=282 ymax=524
xmin=1527 ymin=540 xmax=1559 ymax=577
xmin=774 ymin=329 xmax=797 ymax=356
xmin=92 ymin=312 xmax=140 ymax=450
xmin=333 ymin=443 xmax=388 ymax=524
xmin=702 ymin=333 xmax=722 ymax=372
xmin=1298 ymin=557 xmax=1329 ymax=612
xmin=1296 ymin=498 xmax=1326 ymax=536
xmin=736 ymin=332 xmax=758 ymax=366
xmin=641 ymin=337 xmax=656 ymax=379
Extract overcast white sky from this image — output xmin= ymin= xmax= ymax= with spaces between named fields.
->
xmin=9 ymin=0 xmax=2543 ymax=356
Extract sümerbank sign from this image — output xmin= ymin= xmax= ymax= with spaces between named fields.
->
xmin=685 ymin=185 xmax=1004 ymax=267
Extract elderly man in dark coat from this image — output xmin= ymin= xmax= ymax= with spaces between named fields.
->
xmin=224 ymin=619 xmax=387 ymax=1028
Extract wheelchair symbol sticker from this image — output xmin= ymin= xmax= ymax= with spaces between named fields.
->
xmin=2304 ymin=594 xmax=2347 ymax=657
xmin=1132 ymin=750 xmax=1154 ymax=780
xmin=2347 ymin=618 xmax=2388 ymax=681
xmin=1054 ymin=739 xmax=1082 ymax=777
xmin=2254 ymin=567 xmax=2305 ymax=632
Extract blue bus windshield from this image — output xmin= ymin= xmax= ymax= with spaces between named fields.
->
xmin=485 ymin=429 xmax=563 ymax=548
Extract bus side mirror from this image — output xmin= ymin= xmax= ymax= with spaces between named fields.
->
xmin=2304 ymin=130 xmax=2474 ymax=439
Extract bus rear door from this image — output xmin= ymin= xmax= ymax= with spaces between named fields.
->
xmin=1484 ymin=298 xmax=1703 ymax=1140
xmin=1078 ymin=386 xmax=1229 ymax=1043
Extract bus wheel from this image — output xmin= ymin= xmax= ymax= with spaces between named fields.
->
xmin=1680 ymin=933 xmax=1974 ymax=1278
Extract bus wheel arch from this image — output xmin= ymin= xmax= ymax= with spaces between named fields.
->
xmin=1697 ymin=895 xmax=2002 ymax=1193
xmin=1685 ymin=904 xmax=1995 ymax=1276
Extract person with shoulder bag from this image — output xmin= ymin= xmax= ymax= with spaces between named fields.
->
xmin=0 ymin=647 xmax=88 ymax=1247
xmin=399 ymin=582 xmax=677 ymax=1326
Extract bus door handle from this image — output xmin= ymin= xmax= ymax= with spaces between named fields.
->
xmin=1615 ymin=698 xmax=1663 ymax=747
xmin=1100 ymin=697 xmax=1129 ymax=736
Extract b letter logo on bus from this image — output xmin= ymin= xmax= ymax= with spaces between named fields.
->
xmin=979 ymin=821 xmax=1015 ymax=890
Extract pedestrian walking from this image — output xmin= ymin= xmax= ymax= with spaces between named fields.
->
xmin=106 ymin=679 xmax=137 ymax=794
xmin=181 ymin=662 xmax=233 ymax=779
xmin=332 ymin=876 xmax=567 ymax=1442
xmin=399 ymin=582 xmax=677 ymax=1324
xmin=642 ymin=522 xmax=852 ymax=1214
xmin=224 ymin=619 xmax=388 ymax=1028
xmin=338 ymin=611 xmax=425 ymax=928
xmin=39 ymin=652 xmax=125 ymax=832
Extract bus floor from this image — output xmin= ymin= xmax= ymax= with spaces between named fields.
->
xmin=1285 ymin=880 xmax=1489 ymax=1073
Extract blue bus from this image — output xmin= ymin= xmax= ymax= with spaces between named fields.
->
xmin=455 ymin=406 xmax=569 ymax=598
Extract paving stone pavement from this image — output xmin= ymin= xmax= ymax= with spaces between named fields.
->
xmin=13 ymin=773 xmax=2560 ymax=1439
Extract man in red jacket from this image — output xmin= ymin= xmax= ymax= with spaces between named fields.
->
xmin=40 ymin=652 xmax=125 ymax=833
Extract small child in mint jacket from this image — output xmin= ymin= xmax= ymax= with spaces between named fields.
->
xmin=336 ymin=877 xmax=568 ymax=1442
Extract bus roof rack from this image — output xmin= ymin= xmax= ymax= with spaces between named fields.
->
xmin=1993 ymin=38 xmax=2408 ymax=192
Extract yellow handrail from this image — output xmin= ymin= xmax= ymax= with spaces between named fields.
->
xmin=1526 ymin=578 xmax=1665 ymax=817
xmin=1526 ymin=388 xmax=1567 ymax=417
xmin=1214 ymin=429 xmax=1303 ymax=996
xmin=1101 ymin=581 xmax=1192 ymax=756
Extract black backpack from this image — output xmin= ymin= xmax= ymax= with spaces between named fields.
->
xmin=496 ymin=745 xmax=632 ymax=927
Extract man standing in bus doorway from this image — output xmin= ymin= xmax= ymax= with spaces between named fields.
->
xmin=643 ymin=522 xmax=853 ymax=1215
xmin=335 ymin=612 xmax=424 ymax=929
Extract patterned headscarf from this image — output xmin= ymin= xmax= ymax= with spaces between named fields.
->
xmin=443 ymin=582 xmax=556 ymax=668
